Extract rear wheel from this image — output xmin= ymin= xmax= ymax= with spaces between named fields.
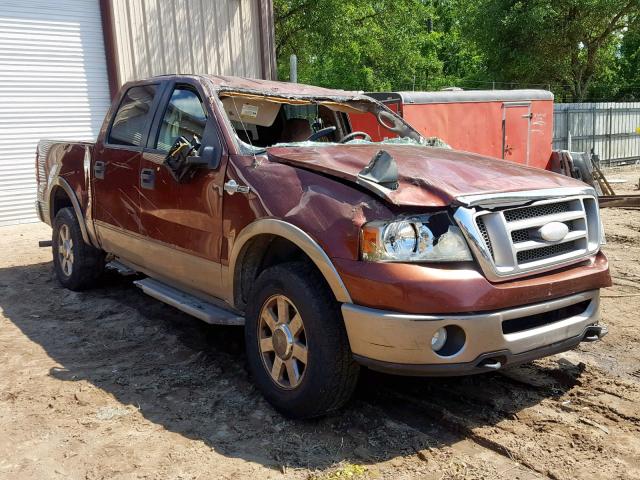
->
xmin=52 ymin=207 xmax=105 ymax=290
xmin=245 ymin=262 xmax=360 ymax=418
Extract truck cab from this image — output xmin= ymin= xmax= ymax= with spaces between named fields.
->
xmin=36 ymin=75 xmax=611 ymax=418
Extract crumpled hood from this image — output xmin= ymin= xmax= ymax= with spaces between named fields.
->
xmin=266 ymin=144 xmax=586 ymax=207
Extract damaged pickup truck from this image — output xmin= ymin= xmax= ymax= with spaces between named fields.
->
xmin=36 ymin=75 xmax=611 ymax=418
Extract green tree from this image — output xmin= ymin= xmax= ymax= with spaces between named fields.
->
xmin=274 ymin=0 xmax=447 ymax=91
xmin=429 ymin=0 xmax=487 ymax=89
xmin=616 ymin=17 xmax=640 ymax=99
xmin=274 ymin=0 xmax=640 ymax=100
xmin=456 ymin=0 xmax=640 ymax=101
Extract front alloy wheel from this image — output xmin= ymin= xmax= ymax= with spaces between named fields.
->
xmin=258 ymin=294 xmax=308 ymax=389
xmin=245 ymin=262 xmax=360 ymax=419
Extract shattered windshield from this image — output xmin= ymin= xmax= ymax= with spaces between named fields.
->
xmin=217 ymin=93 xmax=448 ymax=153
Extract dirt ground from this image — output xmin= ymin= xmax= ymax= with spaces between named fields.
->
xmin=1 ymin=175 xmax=640 ymax=479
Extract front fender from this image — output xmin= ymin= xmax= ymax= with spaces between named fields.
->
xmin=226 ymin=218 xmax=352 ymax=305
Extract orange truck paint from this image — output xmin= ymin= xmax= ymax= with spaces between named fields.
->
xmin=36 ymin=76 xmax=609 ymax=379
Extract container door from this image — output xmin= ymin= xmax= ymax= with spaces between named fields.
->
xmin=502 ymin=102 xmax=531 ymax=165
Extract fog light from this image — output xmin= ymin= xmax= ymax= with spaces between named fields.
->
xmin=431 ymin=327 xmax=447 ymax=352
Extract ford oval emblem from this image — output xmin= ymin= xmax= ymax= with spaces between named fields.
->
xmin=538 ymin=222 xmax=569 ymax=242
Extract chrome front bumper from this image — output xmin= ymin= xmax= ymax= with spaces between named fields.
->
xmin=342 ymin=290 xmax=604 ymax=375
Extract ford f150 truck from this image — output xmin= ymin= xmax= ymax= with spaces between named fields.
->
xmin=36 ymin=75 xmax=611 ymax=418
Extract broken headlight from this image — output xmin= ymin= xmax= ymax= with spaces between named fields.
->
xmin=361 ymin=212 xmax=473 ymax=262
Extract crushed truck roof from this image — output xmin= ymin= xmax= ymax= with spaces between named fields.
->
xmin=203 ymin=75 xmax=365 ymax=99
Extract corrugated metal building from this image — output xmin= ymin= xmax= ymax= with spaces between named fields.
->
xmin=0 ymin=0 xmax=275 ymax=226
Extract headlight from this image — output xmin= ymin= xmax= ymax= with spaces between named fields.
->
xmin=383 ymin=221 xmax=418 ymax=255
xmin=361 ymin=212 xmax=473 ymax=262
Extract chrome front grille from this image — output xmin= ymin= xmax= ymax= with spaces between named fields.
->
xmin=510 ymin=218 xmax=581 ymax=244
xmin=476 ymin=217 xmax=494 ymax=259
xmin=502 ymin=201 xmax=571 ymax=222
xmin=510 ymin=228 xmax=530 ymax=243
xmin=516 ymin=241 xmax=578 ymax=263
xmin=455 ymin=192 xmax=602 ymax=282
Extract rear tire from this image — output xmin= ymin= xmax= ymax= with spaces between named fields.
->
xmin=52 ymin=207 xmax=105 ymax=291
xmin=245 ymin=262 xmax=360 ymax=419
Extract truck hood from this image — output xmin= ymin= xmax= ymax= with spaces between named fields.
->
xmin=266 ymin=144 xmax=587 ymax=208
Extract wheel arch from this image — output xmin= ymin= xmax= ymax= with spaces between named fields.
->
xmin=229 ymin=219 xmax=352 ymax=310
xmin=48 ymin=178 xmax=92 ymax=246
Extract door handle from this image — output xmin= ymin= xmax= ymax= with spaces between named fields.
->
xmin=94 ymin=161 xmax=105 ymax=180
xmin=224 ymin=179 xmax=250 ymax=195
xmin=140 ymin=168 xmax=155 ymax=189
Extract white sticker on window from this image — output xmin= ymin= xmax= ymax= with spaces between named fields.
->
xmin=241 ymin=103 xmax=259 ymax=118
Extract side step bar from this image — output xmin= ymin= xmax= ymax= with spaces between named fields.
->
xmin=134 ymin=278 xmax=244 ymax=326
xmin=106 ymin=260 xmax=138 ymax=276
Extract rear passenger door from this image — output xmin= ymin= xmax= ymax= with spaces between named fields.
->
xmin=93 ymin=83 xmax=163 ymax=255
xmin=138 ymin=81 xmax=227 ymax=298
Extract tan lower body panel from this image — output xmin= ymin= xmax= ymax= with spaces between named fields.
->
xmin=95 ymin=221 xmax=226 ymax=301
xmin=342 ymin=290 xmax=600 ymax=365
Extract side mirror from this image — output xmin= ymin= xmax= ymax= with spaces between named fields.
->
xmin=186 ymin=145 xmax=217 ymax=168
xmin=377 ymin=109 xmax=420 ymax=141
xmin=165 ymin=136 xmax=216 ymax=182
xmin=377 ymin=110 xmax=403 ymax=133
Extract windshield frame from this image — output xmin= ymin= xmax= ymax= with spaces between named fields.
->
xmin=212 ymin=89 xmax=425 ymax=155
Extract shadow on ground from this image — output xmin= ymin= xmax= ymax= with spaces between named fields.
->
xmin=0 ymin=261 xmax=584 ymax=471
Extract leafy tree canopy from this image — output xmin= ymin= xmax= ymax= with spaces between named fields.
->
xmin=457 ymin=0 xmax=640 ymax=101
xmin=274 ymin=0 xmax=640 ymax=101
xmin=274 ymin=0 xmax=477 ymax=91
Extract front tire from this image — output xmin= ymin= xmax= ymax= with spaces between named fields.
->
xmin=245 ymin=262 xmax=360 ymax=419
xmin=52 ymin=207 xmax=105 ymax=291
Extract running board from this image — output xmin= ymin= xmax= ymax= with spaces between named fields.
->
xmin=134 ymin=278 xmax=244 ymax=326
xmin=106 ymin=260 xmax=137 ymax=276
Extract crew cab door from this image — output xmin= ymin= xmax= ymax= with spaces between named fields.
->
xmin=93 ymin=82 xmax=163 ymax=259
xmin=137 ymin=81 xmax=228 ymax=299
